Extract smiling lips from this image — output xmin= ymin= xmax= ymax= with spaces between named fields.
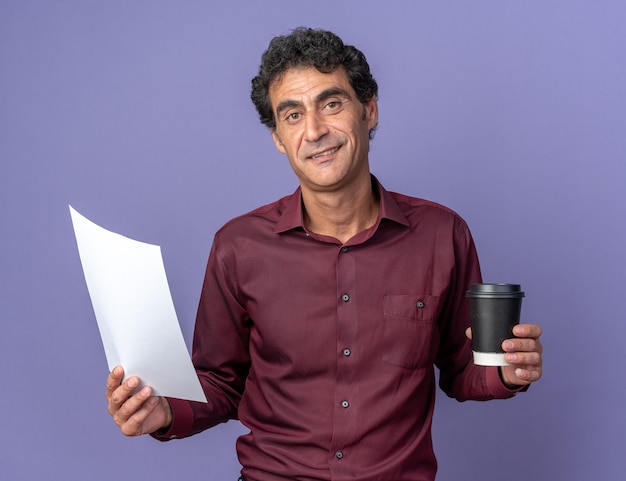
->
xmin=309 ymin=146 xmax=340 ymax=159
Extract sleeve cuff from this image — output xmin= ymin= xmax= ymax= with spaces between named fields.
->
xmin=150 ymin=397 xmax=195 ymax=441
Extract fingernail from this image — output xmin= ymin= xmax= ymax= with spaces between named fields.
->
xmin=504 ymin=341 xmax=515 ymax=350
xmin=515 ymin=368 xmax=525 ymax=378
xmin=140 ymin=386 xmax=151 ymax=397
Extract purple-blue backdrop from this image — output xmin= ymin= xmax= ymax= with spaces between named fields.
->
xmin=2 ymin=1 xmax=624 ymax=480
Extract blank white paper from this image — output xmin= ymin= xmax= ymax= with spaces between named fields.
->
xmin=70 ymin=206 xmax=206 ymax=403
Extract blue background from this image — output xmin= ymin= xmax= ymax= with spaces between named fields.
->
xmin=1 ymin=1 xmax=624 ymax=480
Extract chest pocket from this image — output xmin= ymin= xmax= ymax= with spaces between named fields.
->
xmin=382 ymin=294 xmax=442 ymax=369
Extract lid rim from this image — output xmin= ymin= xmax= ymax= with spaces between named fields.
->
xmin=466 ymin=283 xmax=525 ymax=298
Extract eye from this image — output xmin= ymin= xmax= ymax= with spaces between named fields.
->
xmin=286 ymin=112 xmax=300 ymax=122
xmin=322 ymin=100 xmax=343 ymax=114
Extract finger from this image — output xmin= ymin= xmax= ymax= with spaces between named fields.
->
xmin=112 ymin=384 xmax=153 ymax=427
xmin=105 ymin=366 xmax=125 ymax=400
xmin=511 ymin=366 xmax=542 ymax=384
xmin=465 ymin=327 xmax=472 ymax=340
xmin=512 ymin=323 xmax=542 ymax=339
xmin=117 ymin=391 xmax=160 ymax=437
xmin=501 ymin=364 xmax=542 ymax=386
xmin=502 ymin=338 xmax=542 ymax=354
xmin=504 ymin=351 xmax=542 ymax=367
xmin=108 ymin=376 xmax=142 ymax=415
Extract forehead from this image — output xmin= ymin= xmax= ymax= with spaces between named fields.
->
xmin=268 ymin=67 xmax=354 ymax=108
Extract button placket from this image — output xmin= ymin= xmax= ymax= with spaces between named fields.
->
xmin=333 ymin=238 xmax=356 ymax=470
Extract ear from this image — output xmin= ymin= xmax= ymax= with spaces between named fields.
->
xmin=364 ymin=96 xmax=379 ymax=132
xmin=271 ymin=130 xmax=287 ymax=155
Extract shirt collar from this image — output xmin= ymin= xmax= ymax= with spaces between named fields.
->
xmin=274 ymin=175 xmax=410 ymax=234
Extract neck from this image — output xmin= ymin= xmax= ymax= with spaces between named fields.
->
xmin=301 ymin=176 xmax=379 ymax=244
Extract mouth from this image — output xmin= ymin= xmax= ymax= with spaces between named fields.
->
xmin=309 ymin=146 xmax=340 ymax=160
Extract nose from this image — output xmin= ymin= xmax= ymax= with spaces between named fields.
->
xmin=303 ymin=111 xmax=328 ymax=142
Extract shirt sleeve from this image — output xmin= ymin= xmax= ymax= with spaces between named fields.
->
xmin=436 ymin=215 xmax=525 ymax=401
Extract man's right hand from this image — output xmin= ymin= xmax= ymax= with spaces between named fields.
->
xmin=106 ymin=366 xmax=172 ymax=436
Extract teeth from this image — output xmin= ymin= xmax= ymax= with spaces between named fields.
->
xmin=312 ymin=147 xmax=338 ymax=159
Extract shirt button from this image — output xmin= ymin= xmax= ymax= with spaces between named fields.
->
xmin=342 ymin=294 xmax=350 ymax=302
xmin=417 ymin=300 xmax=425 ymax=308
xmin=341 ymin=400 xmax=349 ymax=408
xmin=341 ymin=246 xmax=349 ymax=253
xmin=335 ymin=451 xmax=344 ymax=459
xmin=343 ymin=348 xmax=351 ymax=357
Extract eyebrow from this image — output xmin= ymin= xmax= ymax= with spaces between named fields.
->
xmin=315 ymin=87 xmax=350 ymax=103
xmin=275 ymin=87 xmax=351 ymax=117
xmin=276 ymin=100 xmax=302 ymax=117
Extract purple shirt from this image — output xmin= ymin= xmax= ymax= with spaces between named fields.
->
xmin=157 ymin=177 xmax=520 ymax=480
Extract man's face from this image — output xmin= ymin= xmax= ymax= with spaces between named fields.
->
xmin=269 ymin=67 xmax=378 ymax=195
